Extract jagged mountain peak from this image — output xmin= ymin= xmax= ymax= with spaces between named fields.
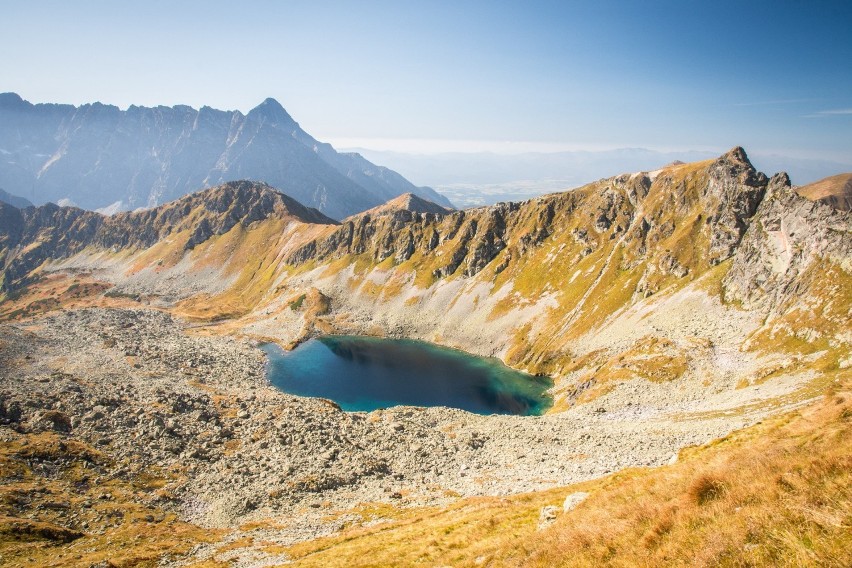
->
xmin=260 ymin=97 xmax=284 ymax=108
xmin=0 ymin=180 xmax=338 ymax=292
xmin=174 ymin=180 xmax=337 ymax=226
xmin=246 ymin=97 xmax=296 ymax=125
xmin=0 ymin=93 xmax=451 ymax=218
xmin=355 ymin=192 xmax=453 ymax=219
xmin=721 ymin=145 xmax=752 ymax=166
xmin=709 ymin=145 xmax=767 ymax=190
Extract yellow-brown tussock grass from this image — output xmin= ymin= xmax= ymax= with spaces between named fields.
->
xmin=0 ymin=432 xmax=221 ymax=568
xmin=500 ymin=384 xmax=852 ymax=567
xmin=277 ymin=375 xmax=851 ymax=567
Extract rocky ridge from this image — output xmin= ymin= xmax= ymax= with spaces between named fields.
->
xmin=289 ymin=148 xmax=767 ymax=281
xmin=0 ymin=180 xmax=334 ymax=293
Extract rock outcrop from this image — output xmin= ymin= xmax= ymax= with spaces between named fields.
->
xmin=723 ymin=171 xmax=852 ymax=310
xmin=704 ymin=146 xmax=769 ymax=263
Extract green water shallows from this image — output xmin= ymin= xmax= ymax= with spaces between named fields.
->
xmin=261 ymin=336 xmax=553 ymax=416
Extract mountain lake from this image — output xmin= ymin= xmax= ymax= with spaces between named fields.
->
xmin=261 ymin=336 xmax=553 ymax=416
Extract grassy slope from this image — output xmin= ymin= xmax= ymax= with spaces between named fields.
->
xmin=268 ymin=372 xmax=851 ymax=567
xmin=292 ymin=161 xmax=728 ymax=383
xmin=0 ymin=431 xmax=221 ymax=568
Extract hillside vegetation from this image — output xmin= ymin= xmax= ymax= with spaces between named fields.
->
xmin=277 ymin=374 xmax=851 ymax=567
xmin=0 ymin=147 xmax=849 ymax=566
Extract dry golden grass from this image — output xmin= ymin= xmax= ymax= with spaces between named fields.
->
xmin=277 ymin=489 xmax=571 ymax=567
xmin=508 ymin=385 xmax=852 ymax=567
xmin=273 ymin=375 xmax=851 ymax=567
xmin=569 ymin=336 xmax=690 ymax=404
xmin=0 ymin=274 xmax=142 ymax=321
xmin=0 ymin=432 xmax=220 ymax=567
xmin=795 ymin=173 xmax=852 ymax=210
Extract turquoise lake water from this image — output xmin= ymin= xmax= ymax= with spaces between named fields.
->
xmin=261 ymin=336 xmax=552 ymax=416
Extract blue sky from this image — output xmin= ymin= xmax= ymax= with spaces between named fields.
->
xmin=2 ymin=0 xmax=850 ymax=161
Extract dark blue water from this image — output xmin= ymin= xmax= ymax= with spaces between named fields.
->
xmin=261 ymin=336 xmax=552 ymax=415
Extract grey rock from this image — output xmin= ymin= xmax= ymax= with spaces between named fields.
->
xmin=537 ymin=505 xmax=559 ymax=529
xmin=562 ymin=491 xmax=589 ymax=512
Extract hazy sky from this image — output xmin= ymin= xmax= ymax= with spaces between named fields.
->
xmin=2 ymin=0 xmax=851 ymax=161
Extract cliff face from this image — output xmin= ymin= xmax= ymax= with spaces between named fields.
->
xmin=0 ymin=93 xmax=451 ymax=219
xmin=722 ymin=173 xmax=852 ymax=352
xmin=289 ymin=147 xmax=769 ymax=292
xmin=723 ymin=173 xmax=852 ymax=307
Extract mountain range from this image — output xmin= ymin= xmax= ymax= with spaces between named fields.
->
xmin=348 ymin=147 xmax=852 ymax=207
xmin=0 ymin=187 xmax=32 ymax=208
xmin=0 ymin=93 xmax=451 ymax=219
xmin=0 ymin=147 xmax=850 ymax=565
xmin=2 ymin=147 xmax=849 ymax=362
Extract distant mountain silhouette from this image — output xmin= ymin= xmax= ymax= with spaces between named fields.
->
xmin=0 ymin=93 xmax=451 ymax=219
xmin=0 ymin=187 xmax=32 ymax=209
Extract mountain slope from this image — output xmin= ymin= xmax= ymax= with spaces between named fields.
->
xmin=795 ymin=172 xmax=852 ymax=211
xmin=0 ymin=188 xmax=32 ymax=208
xmin=352 ymin=192 xmax=453 ymax=219
xmin=0 ymin=148 xmax=850 ymax=565
xmin=0 ymin=180 xmax=335 ymax=293
xmin=3 ymin=147 xmax=846 ymax=400
xmin=0 ymin=93 xmax=451 ymax=218
xmin=273 ymin=149 xmax=800 ymax=377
